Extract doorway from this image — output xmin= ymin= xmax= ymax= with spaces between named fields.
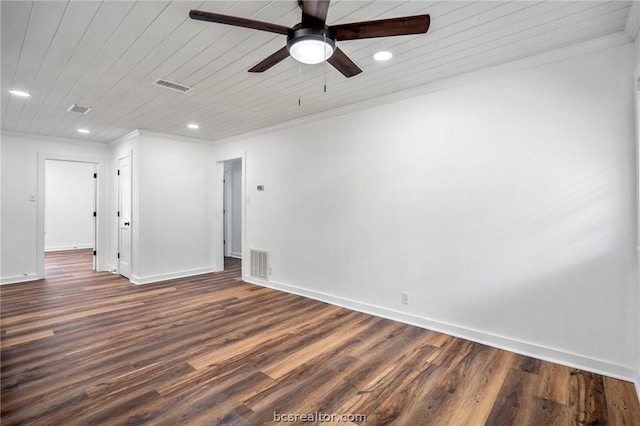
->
xmin=224 ymin=159 xmax=242 ymax=260
xmin=36 ymin=153 xmax=107 ymax=280
xmin=217 ymin=155 xmax=245 ymax=275
xmin=44 ymin=159 xmax=97 ymax=276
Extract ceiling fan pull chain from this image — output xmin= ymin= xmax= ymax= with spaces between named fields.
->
xmin=324 ymin=64 xmax=327 ymax=93
xmin=298 ymin=64 xmax=302 ymax=106
xmin=323 ymin=33 xmax=327 ymax=93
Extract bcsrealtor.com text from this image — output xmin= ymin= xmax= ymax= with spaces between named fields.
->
xmin=273 ymin=411 xmax=367 ymax=423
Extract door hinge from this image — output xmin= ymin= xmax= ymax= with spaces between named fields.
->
xmin=93 ymin=211 xmax=97 ymax=217
xmin=93 ymin=173 xmax=97 ymax=179
xmin=93 ymin=250 xmax=96 ymax=256
xmin=117 ymin=211 xmax=120 ymax=217
xmin=117 ymin=170 xmax=120 ymax=175
xmin=117 ymin=253 xmax=120 ymax=259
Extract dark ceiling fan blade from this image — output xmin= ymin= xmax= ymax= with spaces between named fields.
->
xmin=330 ymin=14 xmax=430 ymax=41
xmin=189 ymin=10 xmax=291 ymax=35
xmin=248 ymin=46 xmax=290 ymax=73
xmin=300 ymin=0 xmax=330 ymax=27
xmin=327 ymin=47 xmax=362 ymax=78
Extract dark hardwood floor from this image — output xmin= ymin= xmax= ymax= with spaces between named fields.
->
xmin=1 ymin=249 xmax=639 ymax=425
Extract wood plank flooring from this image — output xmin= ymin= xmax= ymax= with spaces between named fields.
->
xmin=2 ymin=249 xmax=639 ymax=425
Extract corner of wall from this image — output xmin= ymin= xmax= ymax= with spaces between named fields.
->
xmin=109 ymin=129 xmax=140 ymax=148
xmin=626 ymin=1 xmax=640 ymax=45
xmin=634 ymin=21 xmax=640 ymax=406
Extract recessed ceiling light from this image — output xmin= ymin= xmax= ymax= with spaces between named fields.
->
xmin=373 ymin=51 xmax=393 ymax=61
xmin=187 ymin=123 xmax=199 ymax=129
xmin=9 ymin=89 xmax=30 ymax=97
xmin=77 ymin=128 xmax=90 ymax=134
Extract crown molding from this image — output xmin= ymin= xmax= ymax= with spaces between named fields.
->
xmin=136 ymin=128 xmax=220 ymax=147
xmin=626 ymin=1 xmax=640 ymax=41
xmin=1 ymin=129 xmax=112 ymax=149
xmin=108 ymin=129 xmax=140 ymax=147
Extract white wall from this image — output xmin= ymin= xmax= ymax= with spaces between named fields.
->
xmin=1 ymin=131 xmax=111 ymax=283
xmin=45 ymin=160 xmax=95 ymax=252
xmin=130 ymin=130 xmax=217 ymax=284
xmin=108 ymin=130 xmax=223 ymax=283
xmin=212 ymin=42 xmax=638 ymax=380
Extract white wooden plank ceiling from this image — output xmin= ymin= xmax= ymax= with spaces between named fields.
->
xmin=0 ymin=1 xmax=634 ymax=144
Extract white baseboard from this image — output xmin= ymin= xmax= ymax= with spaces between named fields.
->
xmin=45 ymin=244 xmax=93 ymax=252
xmin=229 ymin=252 xmax=242 ymax=259
xmin=130 ymin=266 xmax=219 ymax=285
xmin=635 ymin=370 xmax=640 ymax=401
xmin=244 ymin=276 xmax=636 ymax=383
xmin=1 ymin=273 xmax=40 ymax=285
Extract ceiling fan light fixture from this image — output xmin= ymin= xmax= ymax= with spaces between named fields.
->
xmin=288 ymin=35 xmax=335 ymax=65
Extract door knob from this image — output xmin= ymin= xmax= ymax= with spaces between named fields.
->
xmin=124 ymin=221 xmax=130 ymax=226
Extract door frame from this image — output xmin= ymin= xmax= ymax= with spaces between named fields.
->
xmin=215 ymin=152 xmax=246 ymax=277
xmin=36 ymin=152 xmax=108 ymax=279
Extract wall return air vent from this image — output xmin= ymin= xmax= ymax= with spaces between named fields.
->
xmin=250 ymin=249 xmax=269 ymax=280
xmin=153 ymin=79 xmax=193 ymax=93
xmin=67 ymin=104 xmax=92 ymax=114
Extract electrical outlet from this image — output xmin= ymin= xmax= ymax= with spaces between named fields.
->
xmin=401 ymin=292 xmax=409 ymax=305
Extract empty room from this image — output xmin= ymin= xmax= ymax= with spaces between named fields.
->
xmin=2 ymin=0 xmax=640 ymax=424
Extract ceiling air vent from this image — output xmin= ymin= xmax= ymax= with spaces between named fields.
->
xmin=153 ymin=79 xmax=192 ymax=93
xmin=67 ymin=104 xmax=92 ymax=114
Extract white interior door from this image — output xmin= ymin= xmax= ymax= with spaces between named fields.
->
xmin=118 ymin=155 xmax=132 ymax=278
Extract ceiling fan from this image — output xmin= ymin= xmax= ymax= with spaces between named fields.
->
xmin=189 ymin=0 xmax=430 ymax=78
